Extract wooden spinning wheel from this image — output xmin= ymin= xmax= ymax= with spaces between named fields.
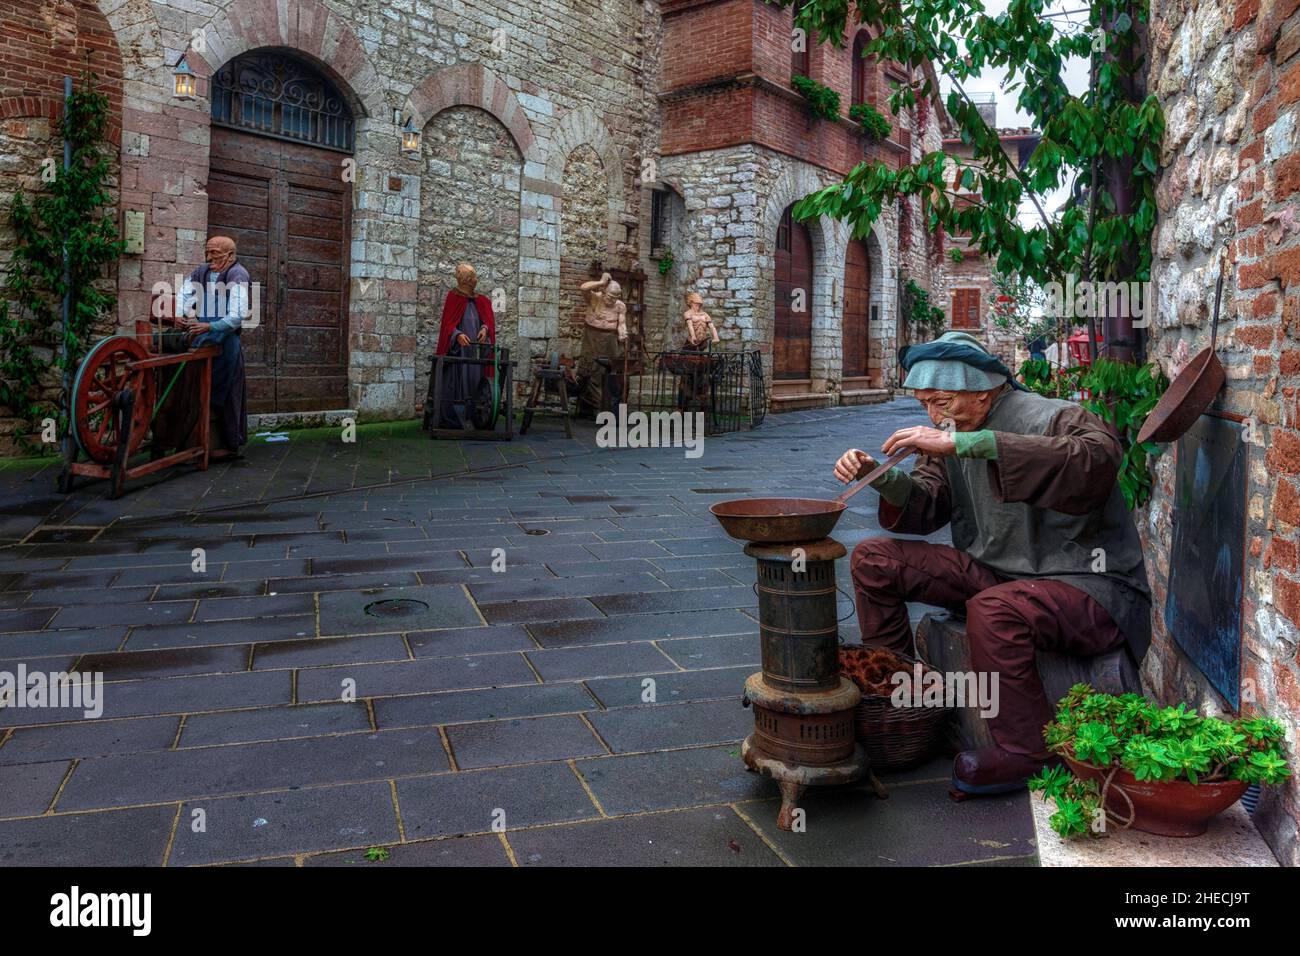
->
xmin=60 ymin=322 xmax=219 ymax=499
xmin=71 ymin=336 xmax=156 ymax=464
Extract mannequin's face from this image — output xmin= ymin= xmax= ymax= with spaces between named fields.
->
xmin=455 ymin=267 xmax=477 ymax=294
xmin=686 ymin=295 xmax=703 ymax=312
xmin=914 ymin=386 xmax=1000 ymax=431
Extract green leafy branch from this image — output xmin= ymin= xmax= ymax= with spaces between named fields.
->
xmin=849 ymin=102 xmax=893 ymax=141
xmin=1017 ymin=356 xmax=1167 ymax=508
xmin=0 ymin=72 xmax=124 ymax=451
xmin=787 ymin=0 xmax=1164 ymax=295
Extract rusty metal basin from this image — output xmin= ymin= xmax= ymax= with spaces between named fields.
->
xmin=709 ymin=497 xmax=846 ymax=543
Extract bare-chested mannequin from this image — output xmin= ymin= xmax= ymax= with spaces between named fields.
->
xmin=682 ymin=292 xmax=720 ymax=348
xmin=576 ymin=272 xmax=628 ymax=414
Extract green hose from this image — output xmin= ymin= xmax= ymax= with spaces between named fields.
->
xmin=149 ymin=365 xmax=186 ymax=424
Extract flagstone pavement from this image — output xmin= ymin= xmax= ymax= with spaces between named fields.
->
xmin=0 ymin=404 xmax=1040 ymax=867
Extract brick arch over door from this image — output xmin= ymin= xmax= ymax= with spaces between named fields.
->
xmin=186 ymin=0 xmax=386 ymax=120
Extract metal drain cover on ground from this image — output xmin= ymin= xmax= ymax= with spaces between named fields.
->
xmin=364 ymin=598 xmax=430 ymax=618
xmin=523 ymin=528 xmax=550 ymax=536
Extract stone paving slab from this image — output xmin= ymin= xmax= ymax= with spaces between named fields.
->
xmin=178 ymin=702 xmax=373 ymax=747
xmin=587 ymin=699 xmax=751 ymax=753
xmin=444 ymin=715 xmax=606 ymax=770
xmin=576 ymin=744 xmax=768 ymax=814
xmin=169 ymin=782 xmax=401 ymax=866
xmin=374 ymin=682 xmax=594 ymax=729
xmin=397 ymin=762 xmax=599 ymax=838
xmin=508 ymin=807 xmax=784 ymax=867
xmin=526 ymin=608 xmax=756 ymax=648
xmin=0 ymin=759 xmax=71 ymax=816
xmin=57 ymin=728 xmax=449 ymax=810
xmin=0 ymin=715 xmax=181 ymax=764
xmin=294 ymin=653 xmax=536 ymax=702
xmin=317 ymin=585 xmax=482 ymax=636
xmin=0 ymin=805 xmax=179 ymax=865
xmin=583 ymin=666 xmax=752 ymax=708
xmin=301 ymin=834 xmax=510 ymax=867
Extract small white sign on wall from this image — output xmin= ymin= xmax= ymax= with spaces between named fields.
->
xmin=123 ymin=209 xmax=145 ymax=255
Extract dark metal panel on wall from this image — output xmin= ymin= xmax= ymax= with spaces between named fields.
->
xmin=1164 ymin=413 xmax=1248 ymax=709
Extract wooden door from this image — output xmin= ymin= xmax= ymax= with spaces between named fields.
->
xmin=774 ymin=206 xmax=813 ymax=380
xmin=843 ymin=239 xmax=871 ymax=379
xmin=208 ymin=127 xmax=351 ymax=413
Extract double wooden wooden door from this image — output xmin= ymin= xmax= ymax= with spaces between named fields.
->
xmin=774 ymin=205 xmax=813 ymax=380
xmin=843 ymin=239 xmax=876 ymax=382
xmin=207 ymin=127 xmax=351 ymax=412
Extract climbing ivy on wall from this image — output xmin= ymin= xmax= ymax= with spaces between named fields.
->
xmin=787 ymin=0 xmax=1164 ymax=294
xmin=0 ymin=72 xmax=124 ymax=451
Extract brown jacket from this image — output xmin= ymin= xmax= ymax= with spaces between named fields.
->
xmin=880 ymin=386 xmax=1153 ymax=660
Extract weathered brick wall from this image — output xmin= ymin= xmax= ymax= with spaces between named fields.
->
xmin=1145 ymin=0 xmax=1300 ymax=865
xmin=0 ymin=0 xmax=123 ymax=454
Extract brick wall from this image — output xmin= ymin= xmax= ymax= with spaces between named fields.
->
xmin=660 ymin=0 xmax=910 ymax=177
xmin=0 ymin=0 xmax=124 ymax=454
xmin=1145 ymin=0 xmax=1300 ymax=866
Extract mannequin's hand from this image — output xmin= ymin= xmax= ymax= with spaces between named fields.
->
xmin=833 ymin=448 xmax=876 ymax=483
xmin=456 ymin=333 xmax=471 ymax=347
xmin=477 ymin=326 xmax=488 ymax=343
xmin=882 ymin=426 xmax=955 ymax=457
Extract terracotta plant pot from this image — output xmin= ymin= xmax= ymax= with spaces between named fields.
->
xmin=1064 ymin=757 xmax=1249 ymax=838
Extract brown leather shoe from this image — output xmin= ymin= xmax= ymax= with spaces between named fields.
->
xmin=951 ymin=746 xmax=1058 ymax=796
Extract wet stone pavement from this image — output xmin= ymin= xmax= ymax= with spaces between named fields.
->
xmin=0 ymin=405 xmax=1038 ymax=867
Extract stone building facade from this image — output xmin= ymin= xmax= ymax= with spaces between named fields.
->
xmin=1144 ymin=0 xmax=1300 ymax=865
xmin=657 ymin=0 xmax=941 ymax=409
xmin=0 ymin=0 xmax=942 ymax=443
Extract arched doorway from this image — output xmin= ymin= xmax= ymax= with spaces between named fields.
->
xmin=774 ymin=204 xmax=813 ymax=380
xmin=207 ymin=49 xmax=355 ymax=412
xmin=843 ymin=238 xmax=878 ymax=385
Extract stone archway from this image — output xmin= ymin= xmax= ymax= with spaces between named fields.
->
xmin=415 ymin=105 xmax=524 ymax=405
xmin=758 ymin=162 xmax=844 ymax=397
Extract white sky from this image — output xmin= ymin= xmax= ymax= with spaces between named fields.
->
xmin=937 ymin=0 xmax=1093 ymax=225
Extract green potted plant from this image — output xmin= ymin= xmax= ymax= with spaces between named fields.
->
xmin=1030 ymin=684 xmax=1291 ymax=838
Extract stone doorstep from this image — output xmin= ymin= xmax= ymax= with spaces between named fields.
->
xmin=840 ymin=388 xmax=892 ymax=406
xmin=247 ymin=409 xmax=357 ymax=431
xmin=1030 ymin=794 xmax=1280 ymax=866
xmin=769 ymin=393 xmax=834 ymax=413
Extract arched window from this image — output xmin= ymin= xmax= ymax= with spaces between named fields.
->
xmin=851 ymin=31 xmax=870 ymax=108
xmin=791 ymin=0 xmax=810 ymax=79
xmin=211 ymin=49 xmax=355 ymax=152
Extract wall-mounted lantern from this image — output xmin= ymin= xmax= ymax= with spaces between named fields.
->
xmin=172 ymin=55 xmax=197 ymax=99
xmin=400 ymin=117 xmax=420 ymax=154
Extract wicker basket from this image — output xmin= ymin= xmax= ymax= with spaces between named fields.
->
xmin=839 ymin=645 xmax=952 ymax=771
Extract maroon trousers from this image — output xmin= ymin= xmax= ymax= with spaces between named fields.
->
xmin=851 ymin=537 xmax=1126 ymax=756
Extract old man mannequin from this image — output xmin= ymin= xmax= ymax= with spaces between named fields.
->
xmin=833 ymin=330 xmax=1151 ymax=796
xmin=431 ymin=263 xmax=496 ymax=428
xmin=178 ymin=235 xmax=249 ymax=459
xmin=576 ymin=272 xmax=628 ymax=415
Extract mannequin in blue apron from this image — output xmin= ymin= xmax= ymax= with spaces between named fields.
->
xmin=179 ymin=236 xmax=249 ymax=458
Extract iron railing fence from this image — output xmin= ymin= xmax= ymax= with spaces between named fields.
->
xmin=624 ymin=347 xmax=766 ymax=436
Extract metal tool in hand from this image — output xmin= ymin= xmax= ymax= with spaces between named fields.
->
xmin=834 ymin=445 xmax=917 ymax=504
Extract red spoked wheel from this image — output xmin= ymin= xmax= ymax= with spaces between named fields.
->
xmin=72 ymin=335 xmax=155 ymax=464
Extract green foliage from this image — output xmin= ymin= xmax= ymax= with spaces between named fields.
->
xmin=0 ymin=73 xmax=125 ymax=451
xmin=657 ymin=248 xmax=675 ymax=276
xmin=989 ymin=272 xmax=1058 ymax=347
xmin=901 ymin=277 xmax=945 ymax=341
xmin=787 ymin=0 xmax=1164 ymax=295
xmin=364 ymin=846 xmax=390 ymax=863
xmin=1035 ymin=684 xmax=1292 ymax=838
xmin=849 ymin=102 xmax=892 ymax=141
xmin=1029 ymin=765 xmax=1102 ymax=839
xmin=1017 ymin=356 xmax=1167 ymax=508
xmin=792 ymin=74 xmax=842 ymax=122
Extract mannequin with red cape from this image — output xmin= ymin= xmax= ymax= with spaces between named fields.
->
xmin=432 ymin=262 xmax=496 ymax=428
